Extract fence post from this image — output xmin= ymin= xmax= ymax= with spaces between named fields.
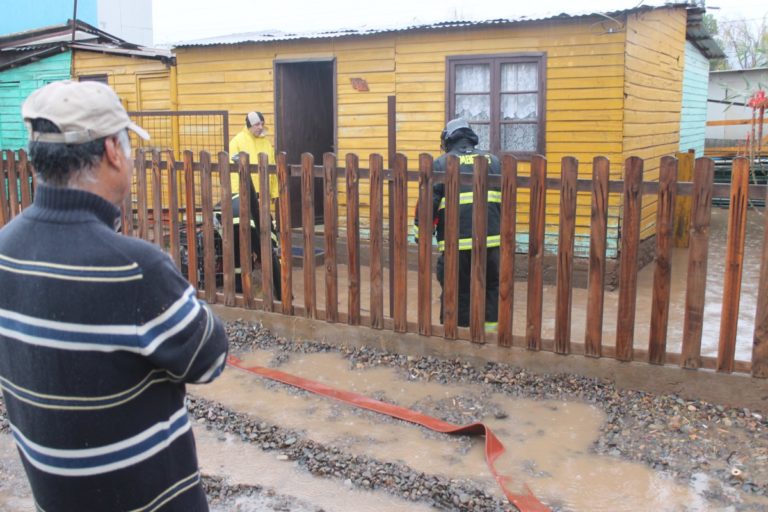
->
xmin=648 ymin=156 xmax=678 ymax=364
xmin=167 ymin=152 xmax=180 ymax=268
xmin=585 ymin=157 xmax=610 ymax=357
xmin=752 ymin=174 xmax=768 ymax=378
xmin=183 ymin=151 xmax=198 ymax=288
xmin=469 ymin=155 xmax=489 ymax=343
xmin=392 ymin=153 xmax=408 ymax=333
xmin=4 ymin=150 xmax=19 ymax=219
xmin=526 ymin=155 xmax=546 ymax=351
xmin=237 ymin=152 xmax=255 ymax=308
xmin=301 ymin=152 xmax=317 ymax=319
xmin=276 ymin=152 xmax=293 ymax=315
xmin=151 ymin=150 xmax=163 ymax=247
xmin=443 ymin=155 xmax=460 ymax=339
xmin=346 ymin=154 xmax=361 ymax=325
xmin=417 ymin=153 xmax=433 ymax=337
xmin=0 ymin=152 xmax=10 ymax=228
xmin=369 ymin=154 xmax=384 ymax=329
xmin=718 ymin=157 xmax=749 ymax=373
xmin=616 ymin=156 xmax=643 ymax=362
xmin=18 ymin=150 xmax=31 ymax=210
xmin=680 ymin=158 xmax=714 ymax=369
xmin=200 ymin=151 xmax=217 ymax=304
xmin=497 ymin=155 xmax=518 ymax=348
xmin=673 ymin=149 xmax=695 ymax=248
xmin=217 ymin=152 xmax=236 ymax=306
xmin=137 ymin=149 xmax=149 ymax=241
xmin=259 ymin=152 xmax=275 ymax=312
xmin=323 ymin=152 xmax=338 ymax=322
xmin=555 ymin=157 xmax=578 ymax=355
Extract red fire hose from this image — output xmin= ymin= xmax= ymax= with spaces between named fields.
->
xmin=227 ymin=355 xmax=550 ymax=512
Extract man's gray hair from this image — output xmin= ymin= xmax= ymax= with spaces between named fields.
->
xmin=28 ymin=118 xmax=130 ymax=187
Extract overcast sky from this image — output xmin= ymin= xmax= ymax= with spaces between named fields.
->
xmin=153 ymin=0 xmax=767 ymax=45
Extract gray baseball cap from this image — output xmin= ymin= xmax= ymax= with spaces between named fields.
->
xmin=22 ymin=80 xmax=149 ymax=144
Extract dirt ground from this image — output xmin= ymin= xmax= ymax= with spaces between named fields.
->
xmin=1 ymin=320 xmax=767 ymax=512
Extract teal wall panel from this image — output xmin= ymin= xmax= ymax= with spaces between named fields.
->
xmin=0 ymin=51 xmax=71 ymax=151
xmin=679 ymin=41 xmax=709 ymax=157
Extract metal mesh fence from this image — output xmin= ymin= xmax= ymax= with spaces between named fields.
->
xmin=127 ymin=110 xmax=229 ymax=157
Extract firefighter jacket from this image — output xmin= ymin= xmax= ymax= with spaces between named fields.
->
xmin=430 ymin=140 xmax=502 ymax=251
xmin=229 ymin=127 xmax=279 ymax=199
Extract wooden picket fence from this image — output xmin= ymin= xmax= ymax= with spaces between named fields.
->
xmin=2 ymin=148 xmax=767 ymax=379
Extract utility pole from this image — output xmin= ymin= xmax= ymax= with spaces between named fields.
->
xmin=71 ymin=0 xmax=78 ymax=42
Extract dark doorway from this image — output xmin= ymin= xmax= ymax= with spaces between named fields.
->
xmin=274 ymin=60 xmax=335 ymax=228
xmin=275 ymin=60 xmax=335 ymax=164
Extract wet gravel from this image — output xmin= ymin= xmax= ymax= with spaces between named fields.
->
xmin=1 ymin=319 xmax=767 ymax=511
xmin=203 ymin=474 xmax=322 ymax=512
xmin=218 ymin=319 xmax=768 ymax=511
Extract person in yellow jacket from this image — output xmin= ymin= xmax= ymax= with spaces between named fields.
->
xmin=229 ymin=111 xmax=279 ymax=199
xmin=226 ymin=111 xmax=281 ymax=299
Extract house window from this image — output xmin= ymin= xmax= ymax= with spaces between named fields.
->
xmin=78 ymin=74 xmax=108 ymax=85
xmin=447 ymin=53 xmax=546 ymax=158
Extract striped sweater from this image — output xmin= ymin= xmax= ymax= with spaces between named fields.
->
xmin=0 ymin=185 xmax=228 ymax=511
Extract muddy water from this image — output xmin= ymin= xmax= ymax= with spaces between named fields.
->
xmin=192 ymin=349 xmax=742 ymax=511
xmin=194 ymin=427 xmax=434 ymax=512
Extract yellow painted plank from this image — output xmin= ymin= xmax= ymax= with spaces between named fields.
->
xmin=547 ymin=110 xmax=623 ymax=121
xmin=338 ymin=126 xmax=388 ymax=138
xmin=338 ymin=103 xmax=388 ymax=115
xmin=547 ymin=98 xmax=624 ymax=111
xmin=548 ymin=76 xmax=624 ymax=89
xmin=623 ymin=122 xmax=680 ymax=137
xmin=547 ymin=131 xmax=623 ymax=143
xmin=395 ymin=81 xmax=444 ymax=93
xmin=623 ymin=96 xmax=681 ymax=112
xmin=337 ymin=59 xmax=395 ymax=74
xmin=548 ymin=54 xmax=625 ymax=68
xmin=548 ymin=87 xmax=623 ymax=100
xmin=548 ymin=120 xmax=623 ymax=132
xmin=547 ymin=65 xmax=624 ymax=79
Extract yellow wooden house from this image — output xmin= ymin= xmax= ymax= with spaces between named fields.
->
xmin=162 ymin=3 xmax=721 ymax=261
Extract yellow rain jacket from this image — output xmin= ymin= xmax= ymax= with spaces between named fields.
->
xmin=228 ymin=127 xmax=279 ymax=199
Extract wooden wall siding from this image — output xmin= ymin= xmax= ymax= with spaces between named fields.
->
xmin=74 ymin=52 xmax=174 ymax=206
xmin=172 ymin=8 xmax=692 ymax=256
xmin=174 ymin=37 xmax=395 ymax=230
xmin=622 ymin=8 xmax=686 ymax=240
xmin=392 ymin=19 xmax=629 ymax=257
xmin=0 ymin=52 xmax=71 ymax=151
xmin=679 ymin=41 xmax=709 ymax=157
xmin=72 ymin=51 xmax=172 ymax=112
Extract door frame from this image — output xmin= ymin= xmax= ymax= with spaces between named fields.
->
xmin=273 ymin=57 xmax=337 ymax=160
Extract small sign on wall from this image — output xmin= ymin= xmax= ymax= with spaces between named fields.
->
xmin=350 ymin=78 xmax=369 ymax=92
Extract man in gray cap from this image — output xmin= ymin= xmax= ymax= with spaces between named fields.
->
xmin=420 ymin=118 xmax=502 ymax=329
xmin=0 ymin=80 xmax=228 ymax=511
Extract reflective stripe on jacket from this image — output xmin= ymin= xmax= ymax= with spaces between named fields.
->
xmin=430 ymin=145 xmax=502 ymax=252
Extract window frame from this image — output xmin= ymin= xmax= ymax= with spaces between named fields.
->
xmin=446 ymin=52 xmax=547 ymax=159
xmin=77 ymin=74 xmax=109 ymax=85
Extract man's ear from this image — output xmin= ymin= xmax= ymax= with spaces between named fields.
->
xmin=103 ymin=136 xmax=123 ymax=169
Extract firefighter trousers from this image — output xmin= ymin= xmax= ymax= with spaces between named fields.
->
xmin=435 ymin=247 xmax=500 ymax=328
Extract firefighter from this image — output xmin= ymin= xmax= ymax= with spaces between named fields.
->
xmin=426 ymin=118 xmax=502 ymax=329
xmin=227 ymin=112 xmax=281 ymax=299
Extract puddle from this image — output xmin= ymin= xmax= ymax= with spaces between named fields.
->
xmin=195 ymin=426 xmax=434 ymax=512
xmin=191 ymin=349 xmax=756 ymax=511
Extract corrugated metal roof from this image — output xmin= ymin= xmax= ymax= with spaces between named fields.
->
xmin=172 ymin=3 xmax=677 ymax=47
xmin=0 ymin=20 xmax=174 ymax=72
